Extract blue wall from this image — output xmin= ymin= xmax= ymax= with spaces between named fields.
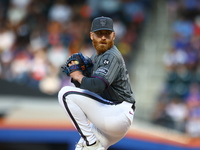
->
xmin=0 ymin=129 xmax=200 ymax=150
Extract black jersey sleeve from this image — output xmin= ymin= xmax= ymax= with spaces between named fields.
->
xmin=80 ymin=77 xmax=106 ymax=94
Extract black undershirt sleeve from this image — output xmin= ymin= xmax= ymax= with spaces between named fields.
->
xmin=71 ymin=78 xmax=81 ymax=87
xmin=80 ymin=77 xmax=106 ymax=94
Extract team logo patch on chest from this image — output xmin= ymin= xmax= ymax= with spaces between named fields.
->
xmin=103 ymin=59 xmax=110 ymax=65
xmin=96 ymin=67 xmax=109 ymax=75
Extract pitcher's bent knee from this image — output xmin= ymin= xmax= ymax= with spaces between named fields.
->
xmin=58 ymin=86 xmax=72 ymax=105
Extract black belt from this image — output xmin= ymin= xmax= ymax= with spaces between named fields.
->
xmin=131 ymin=101 xmax=136 ymax=111
xmin=115 ymin=101 xmax=135 ymax=111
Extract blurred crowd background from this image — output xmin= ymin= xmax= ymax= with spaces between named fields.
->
xmin=152 ymin=0 xmax=200 ymax=137
xmin=0 ymin=0 xmax=151 ymax=95
xmin=1 ymin=0 xmax=200 ymax=142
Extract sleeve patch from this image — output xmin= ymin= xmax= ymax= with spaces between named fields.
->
xmin=103 ymin=59 xmax=110 ymax=65
xmin=96 ymin=67 xmax=109 ymax=75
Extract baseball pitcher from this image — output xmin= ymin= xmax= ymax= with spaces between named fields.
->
xmin=58 ymin=16 xmax=136 ymax=150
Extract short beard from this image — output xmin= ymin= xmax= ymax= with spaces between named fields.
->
xmin=92 ymin=40 xmax=114 ymax=55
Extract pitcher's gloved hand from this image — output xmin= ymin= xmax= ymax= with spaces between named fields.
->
xmin=61 ymin=53 xmax=93 ymax=77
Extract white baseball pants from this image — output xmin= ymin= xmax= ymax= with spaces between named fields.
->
xmin=58 ymin=86 xmax=134 ymax=149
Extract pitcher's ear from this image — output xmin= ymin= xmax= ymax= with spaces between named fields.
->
xmin=113 ymin=32 xmax=116 ymax=40
xmin=90 ymin=32 xmax=93 ymax=40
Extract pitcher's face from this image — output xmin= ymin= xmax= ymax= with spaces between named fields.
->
xmin=90 ymin=30 xmax=115 ymax=55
